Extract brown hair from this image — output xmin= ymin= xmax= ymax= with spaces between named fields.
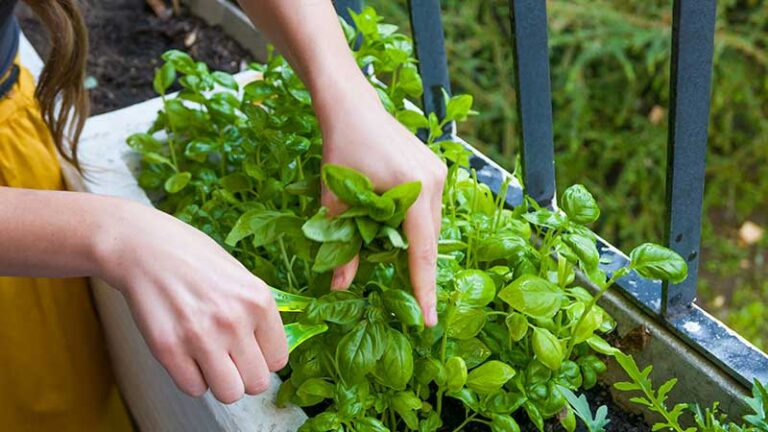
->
xmin=23 ymin=0 xmax=89 ymax=168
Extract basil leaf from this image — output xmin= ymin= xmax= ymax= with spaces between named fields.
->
xmin=284 ymin=322 xmax=328 ymax=354
xmin=562 ymin=233 xmax=600 ymax=269
xmin=322 ymin=164 xmax=374 ymax=206
xmin=382 ymin=289 xmax=424 ymax=327
xmin=498 ymin=274 xmax=562 ymax=319
xmin=271 ymin=287 xmax=313 ymax=312
xmin=445 ymin=356 xmax=468 ymax=392
xmin=153 ymin=62 xmax=176 ymax=95
xmin=164 ymin=172 xmax=191 ymax=194
xmin=447 ymin=306 xmax=487 ymax=340
xmin=629 ymin=243 xmax=688 ymax=284
xmin=312 ymin=236 xmax=362 ymax=273
xmin=532 ymin=327 xmax=564 ymax=371
xmin=336 ymin=320 xmax=387 ymax=384
xmin=355 ymin=217 xmax=379 ymax=244
xmin=372 ymin=329 xmax=413 ymax=390
xmin=305 ymin=291 xmax=366 ymax=325
xmin=466 ymin=360 xmax=516 ymax=394
xmin=561 ymin=184 xmax=600 ymax=225
xmin=455 ymin=269 xmax=496 ymax=307
xmin=302 ymin=207 xmax=357 ymax=243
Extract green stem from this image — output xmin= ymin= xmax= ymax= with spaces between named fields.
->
xmin=450 ymin=413 xmax=478 ymax=432
xmin=278 ymin=237 xmax=296 ymax=291
xmin=161 ymin=95 xmax=180 ymax=171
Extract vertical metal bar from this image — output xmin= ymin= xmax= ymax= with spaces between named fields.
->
xmin=663 ymin=0 xmax=716 ymax=317
xmin=334 ymin=0 xmax=363 ymax=25
xmin=509 ymin=0 xmax=556 ymax=207
xmin=407 ymin=0 xmax=451 ymax=120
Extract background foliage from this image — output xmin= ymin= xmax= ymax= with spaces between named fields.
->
xmin=366 ymin=0 xmax=768 ymax=349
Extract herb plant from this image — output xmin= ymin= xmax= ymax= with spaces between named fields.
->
xmin=130 ymin=7 xmax=689 ymax=431
xmin=611 ymin=352 xmax=768 ymax=432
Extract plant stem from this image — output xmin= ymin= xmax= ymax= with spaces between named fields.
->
xmin=278 ymin=236 xmax=296 ymax=290
xmin=450 ymin=413 xmax=478 ymax=432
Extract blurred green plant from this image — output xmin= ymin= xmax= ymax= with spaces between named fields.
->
xmin=366 ymin=0 xmax=768 ymax=350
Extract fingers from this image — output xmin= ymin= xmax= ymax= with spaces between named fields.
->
xmin=322 ymin=184 xmax=360 ymax=290
xmin=230 ymin=334 xmax=272 ymax=395
xmin=155 ymin=344 xmax=209 ymax=397
xmin=195 ymin=348 xmax=245 ymax=404
xmin=332 ymin=255 xmax=359 ymax=290
xmin=253 ymin=294 xmax=289 ymax=372
xmin=404 ymin=199 xmax=438 ymax=327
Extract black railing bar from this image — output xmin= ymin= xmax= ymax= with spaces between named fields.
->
xmin=662 ymin=0 xmax=716 ymax=317
xmin=509 ymin=0 xmax=557 ymax=208
xmin=407 ymin=0 xmax=452 ymax=123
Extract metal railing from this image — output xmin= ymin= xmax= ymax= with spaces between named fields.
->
xmin=334 ymin=0 xmax=768 ymax=388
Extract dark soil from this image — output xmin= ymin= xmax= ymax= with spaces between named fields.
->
xmin=17 ymin=0 xmax=251 ymax=114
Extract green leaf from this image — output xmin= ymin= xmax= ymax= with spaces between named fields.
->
xmin=127 ymin=133 xmax=162 ymax=154
xmin=396 ymin=109 xmax=429 ymax=133
xmin=445 ymin=356 xmax=467 ymax=392
xmin=454 ymin=269 xmax=496 ymax=307
xmin=161 ymin=50 xmax=195 ymax=74
xmin=296 ymin=377 xmax=334 ymax=401
xmin=446 ymin=338 xmax=492 ymax=369
xmin=562 ymin=233 xmax=599 ymax=269
xmin=164 ymin=172 xmax=191 ymax=194
xmin=284 ymin=322 xmax=328 ymax=353
xmin=522 ymin=209 xmax=568 ymax=229
xmin=382 ymin=180 xmax=422 ymax=226
xmin=355 ymin=217 xmax=379 ymax=244
xmin=629 ymin=243 xmax=688 ymax=284
xmin=184 ymin=138 xmax=215 ymax=162
xmin=586 ymin=335 xmax=620 ymax=356
xmin=302 ymin=208 xmax=357 ymax=243
xmin=391 ymin=391 xmax=421 ymax=430
xmin=505 ymin=313 xmax=529 ymax=342
xmin=220 ymin=173 xmax=252 ymax=193
xmin=466 ymin=360 xmax=516 ymax=394
xmin=355 ymin=417 xmax=388 ymax=432
xmin=312 ymin=236 xmax=362 ymax=273
xmin=153 ymin=62 xmax=176 ymax=95
xmin=476 ymin=234 xmax=528 ymax=262
xmin=382 ymin=289 xmax=424 ymax=327
xmin=321 ymin=164 xmax=374 ymax=207
xmin=561 ymin=184 xmax=600 ymax=224
xmin=211 ymin=71 xmax=238 ymax=91
xmin=532 ymin=327 xmax=564 ymax=371
xmin=372 ymin=329 xmax=413 ymax=390
xmin=271 ymin=287 xmax=313 ymax=312
xmin=490 ymin=414 xmax=521 ymax=432
xmin=446 ymin=94 xmax=474 ymax=122
xmin=499 ymin=274 xmax=562 ymax=319
xmin=225 ymin=210 xmax=302 ymax=247
xmin=381 ymin=226 xmax=409 ymax=249
xmin=305 ymin=291 xmax=366 ymax=325
xmin=447 ymin=306 xmax=486 ymax=340
xmin=336 ymin=320 xmax=387 ymax=384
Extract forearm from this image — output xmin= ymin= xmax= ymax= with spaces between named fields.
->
xmin=237 ymin=0 xmax=378 ymax=119
xmin=0 ymin=187 xmax=118 ymax=278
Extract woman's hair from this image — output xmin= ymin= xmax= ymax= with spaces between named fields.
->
xmin=23 ymin=0 xmax=89 ymax=168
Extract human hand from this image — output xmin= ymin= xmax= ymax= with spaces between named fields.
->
xmin=314 ymin=83 xmax=447 ymax=327
xmin=95 ymin=200 xmax=288 ymax=403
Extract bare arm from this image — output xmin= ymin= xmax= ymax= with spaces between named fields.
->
xmin=238 ymin=0 xmax=446 ymax=326
xmin=0 ymin=187 xmax=287 ymax=403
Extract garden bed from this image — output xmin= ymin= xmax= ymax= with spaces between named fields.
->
xmin=17 ymin=0 xmax=250 ymax=114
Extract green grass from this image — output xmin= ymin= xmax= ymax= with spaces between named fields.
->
xmin=366 ymin=0 xmax=768 ymax=350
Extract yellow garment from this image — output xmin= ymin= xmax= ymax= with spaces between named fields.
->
xmin=0 ymin=65 xmax=133 ymax=431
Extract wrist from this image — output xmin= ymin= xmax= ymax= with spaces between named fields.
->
xmin=89 ymin=197 xmax=139 ymax=290
xmin=310 ymin=70 xmax=382 ymax=128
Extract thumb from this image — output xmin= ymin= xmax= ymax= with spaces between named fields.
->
xmin=321 ymin=186 xmax=359 ymax=291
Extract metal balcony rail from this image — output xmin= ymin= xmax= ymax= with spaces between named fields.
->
xmin=333 ymin=0 xmax=768 ymax=388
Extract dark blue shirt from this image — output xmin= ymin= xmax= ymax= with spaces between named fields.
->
xmin=0 ymin=0 xmax=19 ymax=81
